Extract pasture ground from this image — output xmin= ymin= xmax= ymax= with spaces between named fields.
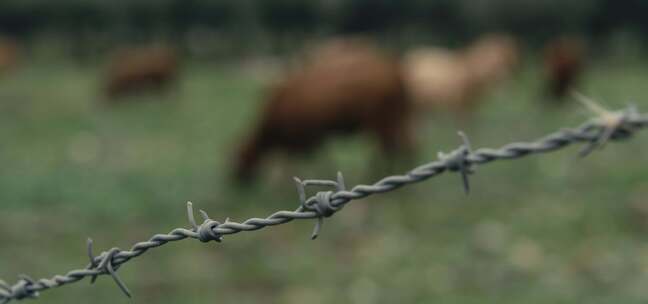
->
xmin=1 ymin=57 xmax=648 ymax=303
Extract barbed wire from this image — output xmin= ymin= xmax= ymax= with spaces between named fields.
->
xmin=0 ymin=100 xmax=646 ymax=303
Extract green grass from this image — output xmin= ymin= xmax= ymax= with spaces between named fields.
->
xmin=2 ymin=57 xmax=648 ymax=304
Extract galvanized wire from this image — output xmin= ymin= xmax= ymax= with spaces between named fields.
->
xmin=1 ymin=105 xmax=647 ymax=303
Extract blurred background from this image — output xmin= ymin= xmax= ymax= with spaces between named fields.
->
xmin=2 ymin=0 xmax=648 ymax=303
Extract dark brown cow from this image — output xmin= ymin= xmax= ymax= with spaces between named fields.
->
xmin=233 ymin=39 xmax=412 ymax=181
xmin=0 ymin=37 xmax=19 ymax=75
xmin=104 ymin=46 xmax=178 ymax=100
xmin=543 ymin=37 xmax=586 ymax=101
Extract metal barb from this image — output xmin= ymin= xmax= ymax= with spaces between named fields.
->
xmin=86 ymin=238 xmax=99 ymax=284
xmin=294 ymin=173 xmax=345 ymax=239
xmin=94 ymin=248 xmax=131 ymax=298
xmin=294 ymin=177 xmax=306 ymax=205
xmin=336 ymin=171 xmax=346 ymax=192
xmin=438 ymin=131 xmax=475 ymax=194
xmin=199 ymin=210 xmax=210 ymax=222
xmin=187 ymin=202 xmax=223 ymax=242
xmin=573 ymin=92 xmax=638 ymax=157
xmin=87 ymin=240 xmax=131 ymax=298
xmin=572 ymin=91 xmax=610 ymax=117
xmin=186 ymin=201 xmax=199 ymax=231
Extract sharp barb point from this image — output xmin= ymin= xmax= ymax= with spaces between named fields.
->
xmin=311 ymin=217 xmax=323 ymax=240
xmin=295 ymin=178 xmax=306 ymax=204
xmin=106 ymin=260 xmax=131 ymax=298
xmin=461 ymin=171 xmax=470 ymax=195
xmin=186 ymin=202 xmax=198 ymax=230
xmin=199 ymin=210 xmax=210 ymax=222
xmin=337 ymin=172 xmax=346 ymax=191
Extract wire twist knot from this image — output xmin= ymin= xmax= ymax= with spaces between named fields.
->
xmin=186 ymin=202 xmax=223 ymax=243
xmin=311 ymin=191 xmax=339 ymax=217
xmin=294 ymin=172 xmax=346 ymax=239
xmin=438 ymin=131 xmax=475 ymax=193
xmin=574 ymin=92 xmax=641 ymax=157
xmin=85 ymin=241 xmax=131 ymax=298
xmin=0 ymin=276 xmax=38 ymax=303
xmin=196 ymin=219 xmax=223 ymax=243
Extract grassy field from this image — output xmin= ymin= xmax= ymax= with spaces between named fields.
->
xmin=1 ymin=56 xmax=648 ymax=304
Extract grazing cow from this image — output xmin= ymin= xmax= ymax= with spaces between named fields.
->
xmin=233 ymin=39 xmax=412 ymax=182
xmin=403 ymin=34 xmax=519 ymax=117
xmin=104 ymin=46 xmax=179 ymax=100
xmin=0 ymin=37 xmax=19 ymax=75
xmin=543 ymin=37 xmax=585 ymax=101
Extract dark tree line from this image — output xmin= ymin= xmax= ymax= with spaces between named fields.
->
xmin=0 ymin=0 xmax=646 ymax=56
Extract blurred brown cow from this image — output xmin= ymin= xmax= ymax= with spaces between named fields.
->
xmin=0 ymin=37 xmax=19 ymax=75
xmin=404 ymin=33 xmax=519 ymax=117
xmin=233 ymin=38 xmax=413 ymax=182
xmin=104 ymin=46 xmax=178 ymax=100
xmin=543 ymin=36 xmax=585 ymax=101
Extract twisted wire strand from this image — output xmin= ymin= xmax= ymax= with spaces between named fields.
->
xmin=1 ymin=109 xmax=647 ymax=303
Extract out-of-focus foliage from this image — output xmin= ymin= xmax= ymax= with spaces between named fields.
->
xmin=1 ymin=0 xmax=647 ymax=56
